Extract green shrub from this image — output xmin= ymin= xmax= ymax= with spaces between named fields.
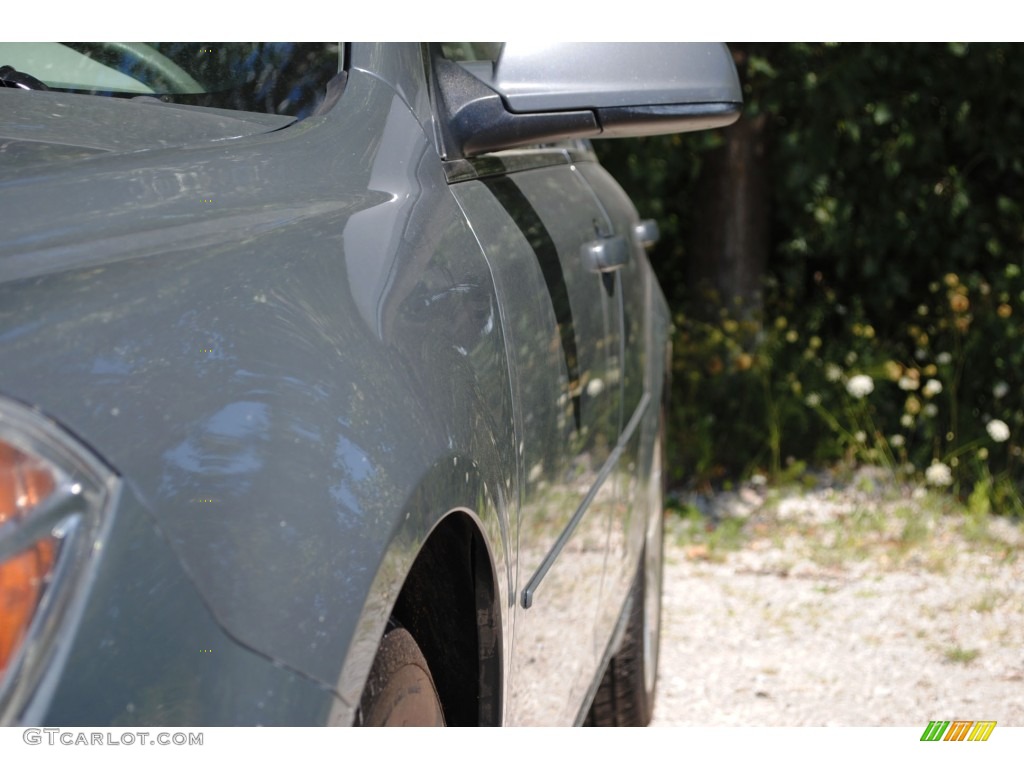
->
xmin=598 ymin=44 xmax=1024 ymax=514
xmin=666 ymin=280 xmax=1022 ymax=514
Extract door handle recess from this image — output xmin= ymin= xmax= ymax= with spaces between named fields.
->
xmin=581 ymin=234 xmax=630 ymax=273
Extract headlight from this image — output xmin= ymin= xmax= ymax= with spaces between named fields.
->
xmin=0 ymin=397 xmax=118 ymax=722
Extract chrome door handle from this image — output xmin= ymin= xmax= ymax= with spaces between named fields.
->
xmin=581 ymin=234 xmax=630 ymax=273
xmin=633 ymin=219 xmax=660 ymax=249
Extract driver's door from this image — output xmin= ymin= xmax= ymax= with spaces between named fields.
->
xmin=447 ymin=147 xmax=624 ymax=724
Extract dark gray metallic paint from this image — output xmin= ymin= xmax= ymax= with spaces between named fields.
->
xmin=0 ymin=41 xmax=687 ymax=725
xmin=0 ymin=89 xmax=292 ymax=160
xmin=3 ymin=45 xmax=513 ymax=721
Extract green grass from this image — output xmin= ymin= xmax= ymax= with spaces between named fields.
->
xmin=942 ymin=646 xmax=981 ymax=665
xmin=670 ymin=478 xmax=1022 ymax=574
xmin=970 ymin=591 xmax=1004 ymax=613
xmin=671 ymin=503 xmax=750 ymax=561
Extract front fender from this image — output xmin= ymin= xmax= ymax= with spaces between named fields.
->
xmin=0 ymin=66 xmax=516 ymax=702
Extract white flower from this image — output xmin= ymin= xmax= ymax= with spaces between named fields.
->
xmin=900 ymin=414 xmax=914 ymax=428
xmin=846 ymin=374 xmax=874 ymax=399
xmin=993 ymin=381 xmax=1009 ymax=399
xmin=922 ymin=379 xmax=943 ymax=397
xmin=805 ymin=393 xmax=821 ymax=407
xmin=825 ymin=363 xmax=843 ymax=382
xmin=923 ymin=403 xmax=938 ymax=417
xmin=855 ymin=430 xmax=867 ymax=443
xmin=898 ymin=376 xmax=920 ymax=391
xmin=925 ymin=462 xmax=953 ymax=487
xmin=890 ymin=434 xmax=906 ymax=448
xmin=936 ymin=352 xmax=953 ymax=365
xmin=986 ymin=419 xmax=1010 ymax=443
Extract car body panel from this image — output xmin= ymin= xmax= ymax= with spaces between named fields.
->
xmin=349 ymin=42 xmax=437 ymax=145
xmin=1 ymin=57 xmax=514 ymax=706
xmin=0 ymin=89 xmax=293 ymax=167
xmin=30 ymin=490 xmax=339 ymax=726
xmin=0 ymin=41 xmax=685 ymax=725
xmin=449 ymin=156 xmax=621 ymax=723
xmin=574 ymin=161 xmax=667 ymax=638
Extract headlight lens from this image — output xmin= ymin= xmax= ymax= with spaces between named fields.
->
xmin=0 ymin=397 xmax=118 ymax=720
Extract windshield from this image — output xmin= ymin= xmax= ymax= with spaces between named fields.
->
xmin=0 ymin=43 xmax=341 ymax=118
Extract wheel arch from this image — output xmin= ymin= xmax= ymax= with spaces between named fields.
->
xmin=333 ymin=457 xmax=509 ymax=726
xmin=390 ymin=509 xmax=502 ymax=726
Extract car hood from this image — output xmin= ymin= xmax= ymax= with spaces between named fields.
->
xmin=0 ymin=89 xmax=295 ymax=174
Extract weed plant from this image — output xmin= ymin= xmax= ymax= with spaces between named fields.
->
xmin=669 ymin=265 xmax=1023 ymax=517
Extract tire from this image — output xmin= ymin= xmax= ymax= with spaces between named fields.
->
xmin=356 ymin=625 xmax=446 ymax=726
xmin=585 ymin=443 xmax=665 ymax=726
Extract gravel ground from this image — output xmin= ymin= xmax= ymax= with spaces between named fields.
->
xmin=650 ymin=471 xmax=1024 ymax=726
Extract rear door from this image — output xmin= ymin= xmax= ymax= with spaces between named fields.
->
xmin=574 ymin=160 xmax=659 ymax=646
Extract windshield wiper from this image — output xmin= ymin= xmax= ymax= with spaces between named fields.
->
xmin=0 ymin=65 xmax=49 ymax=91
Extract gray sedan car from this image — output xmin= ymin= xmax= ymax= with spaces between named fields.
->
xmin=0 ymin=42 xmax=740 ymax=726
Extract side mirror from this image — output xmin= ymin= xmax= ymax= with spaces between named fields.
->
xmin=435 ymin=43 xmax=742 ymax=158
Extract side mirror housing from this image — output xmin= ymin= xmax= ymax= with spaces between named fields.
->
xmin=435 ymin=43 xmax=742 ymax=158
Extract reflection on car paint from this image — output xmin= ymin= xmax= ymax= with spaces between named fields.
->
xmin=483 ymin=175 xmax=583 ymax=430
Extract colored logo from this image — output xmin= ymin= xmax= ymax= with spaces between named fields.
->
xmin=921 ymin=720 xmax=996 ymax=741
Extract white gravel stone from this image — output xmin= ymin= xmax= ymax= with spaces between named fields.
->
xmin=651 ymin=483 xmax=1024 ymax=726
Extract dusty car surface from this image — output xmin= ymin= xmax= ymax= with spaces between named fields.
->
xmin=0 ymin=42 xmax=740 ymax=726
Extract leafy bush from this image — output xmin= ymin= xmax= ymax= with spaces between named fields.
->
xmin=596 ymin=43 xmax=1024 ymax=514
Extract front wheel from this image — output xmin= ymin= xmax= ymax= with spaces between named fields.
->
xmin=356 ymin=625 xmax=446 ymax=726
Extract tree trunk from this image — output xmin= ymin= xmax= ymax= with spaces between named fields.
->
xmin=687 ymin=82 xmax=769 ymax=320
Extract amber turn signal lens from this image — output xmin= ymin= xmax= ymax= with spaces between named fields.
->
xmin=0 ymin=441 xmax=57 ymax=676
